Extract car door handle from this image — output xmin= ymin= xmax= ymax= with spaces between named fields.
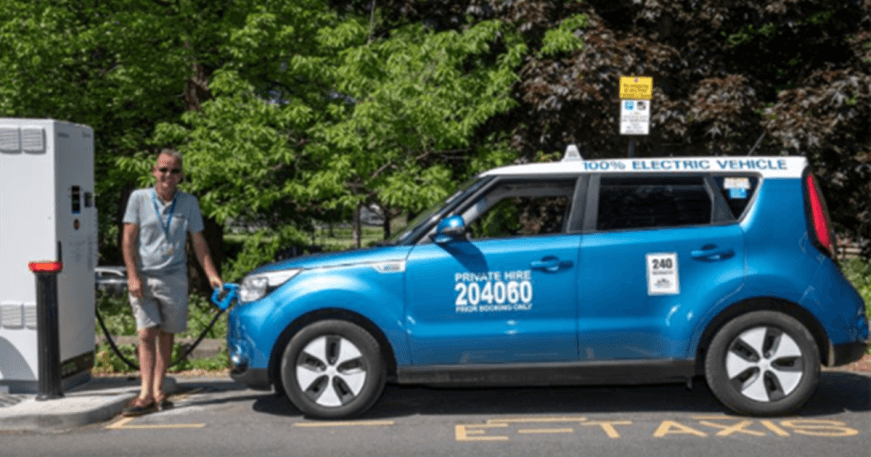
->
xmin=530 ymin=256 xmax=574 ymax=272
xmin=691 ymin=245 xmax=735 ymax=261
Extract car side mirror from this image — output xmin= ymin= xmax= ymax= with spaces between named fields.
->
xmin=433 ymin=215 xmax=466 ymax=244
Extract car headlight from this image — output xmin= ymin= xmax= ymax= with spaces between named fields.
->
xmin=239 ymin=269 xmax=301 ymax=302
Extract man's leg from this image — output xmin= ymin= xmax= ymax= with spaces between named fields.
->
xmin=153 ymin=330 xmax=174 ymax=400
xmin=137 ymin=327 xmax=159 ymax=402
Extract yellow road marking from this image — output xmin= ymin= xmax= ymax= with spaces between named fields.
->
xmin=781 ymin=419 xmax=860 ymax=437
xmin=105 ymin=417 xmax=205 ymax=430
xmin=118 ymin=423 xmax=206 ymax=429
xmin=518 ymin=428 xmax=574 ymax=434
xmin=487 ymin=417 xmax=587 ymax=424
xmin=105 ymin=417 xmax=135 ymax=429
xmin=760 ymin=420 xmax=790 ymax=437
xmin=293 ymin=420 xmax=394 ymax=427
xmin=699 ymin=420 xmax=765 ymax=437
xmin=455 ymin=424 xmax=509 ymax=441
xmin=653 ymin=420 xmax=708 ymax=438
xmin=583 ymin=420 xmax=633 ymax=439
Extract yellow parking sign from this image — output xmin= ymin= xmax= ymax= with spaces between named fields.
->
xmin=620 ymin=76 xmax=653 ymax=100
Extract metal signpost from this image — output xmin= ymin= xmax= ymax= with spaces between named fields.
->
xmin=619 ymin=76 xmax=653 ymax=157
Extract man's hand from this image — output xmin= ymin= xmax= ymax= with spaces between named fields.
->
xmin=122 ymin=223 xmax=143 ymax=299
xmin=128 ymin=273 xmax=144 ymax=299
xmin=207 ymin=275 xmax=223 ymax=291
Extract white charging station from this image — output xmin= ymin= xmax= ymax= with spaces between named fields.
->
xmin=0 ymin=118 xmax=97 ymax=393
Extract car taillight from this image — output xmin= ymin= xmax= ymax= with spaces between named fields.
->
xmin=805 ymin=174 xmax=836 ymax=259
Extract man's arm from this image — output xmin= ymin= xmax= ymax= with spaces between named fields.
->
xmin=122 ymin=223 xmax=144 ymax=299
xmin=191 ymin=231 xmax=223 ymax=290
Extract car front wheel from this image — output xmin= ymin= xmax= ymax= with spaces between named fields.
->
xmin=705 ymin=311 xmax=820 ymax=416
xmin=281 ymin=320 xmax=386 ymax=419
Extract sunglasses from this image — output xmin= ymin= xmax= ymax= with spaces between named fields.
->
xmin=157 ymin=167 xmax=182 ymax=175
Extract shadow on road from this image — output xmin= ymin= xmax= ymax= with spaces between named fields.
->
xmin=246 ymin=370 xmax=870 ymax=420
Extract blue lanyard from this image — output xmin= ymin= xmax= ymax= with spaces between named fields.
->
xmin=151 ymin=190 xmax=177 ymax=240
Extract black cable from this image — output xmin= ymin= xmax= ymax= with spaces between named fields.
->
xmin=95 ymin=303 xmax=226 ymax=370
xmin=169 ymin=307 xmax=226 ymax=369
xmin=95 ymin=304 xmax=140 ymax=369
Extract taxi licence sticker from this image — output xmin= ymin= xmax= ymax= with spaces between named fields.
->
xmin=455 ymin=270 xmax=534 ymax=313
xmin=646 ymin=253 xmax=679 ymax=295
xmin=724 ymin=177 xmax=751 ymax=200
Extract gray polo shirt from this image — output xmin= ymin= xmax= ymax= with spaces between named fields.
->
xmin=123 ymin=187 xmax=205 ymax=275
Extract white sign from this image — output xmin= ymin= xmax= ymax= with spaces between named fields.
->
xmin=454 ymin=270 xmax=534 ymax=313
xmin=646 ymin=253 xmax=679 ymax=295
xmin=620 ymin=99 xmax=650 ymax=135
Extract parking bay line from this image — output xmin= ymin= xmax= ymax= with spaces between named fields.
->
xmin=106 ymin=417 xmax=206 ymax=430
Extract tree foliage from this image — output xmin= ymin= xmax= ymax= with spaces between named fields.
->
xmin=360 ymin=0 xmax=871 ymax=254
xmin=2 ymin=0 xmax=870 ymax=261
xmin=309 ymin=19 xmax=526 ymax=221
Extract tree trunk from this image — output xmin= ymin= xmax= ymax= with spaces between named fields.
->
xmin=382 ymin=211 xmax=391 ymax=240
xmin=187 ymin=216 xmax=223 ymax=296
xmin=353 ymin=204 xmax=362 ymax=249
xmin=182 ymin=60 xmax=220 ymax=295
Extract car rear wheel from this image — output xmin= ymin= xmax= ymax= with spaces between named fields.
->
xmin=705 ymin=311 xmax=819 ymax=416
xmin=281 ymin=320 xmax=386 ymax=419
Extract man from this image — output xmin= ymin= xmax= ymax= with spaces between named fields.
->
xmin=121 ymin=149 xmax=222 ymax=416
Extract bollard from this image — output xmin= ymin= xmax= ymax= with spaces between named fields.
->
xmin=28 ymin=261 xmax=64 ymax=400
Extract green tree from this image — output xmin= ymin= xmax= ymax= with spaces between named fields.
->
xmin=359 ymin=0 xmax=871 ymax=256
xmin=4 ymin=0 xmax=869 ymax=265
xmin=0 ymin=0 xmax=198 ymax=262
xmin=308 ymin=19 xmax=526 ymax=245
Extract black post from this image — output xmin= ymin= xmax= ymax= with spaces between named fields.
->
xmin=629 ymin=137 xmax=637 ymax=158
xmin=31 ymin=263 xmax=64 ymax=400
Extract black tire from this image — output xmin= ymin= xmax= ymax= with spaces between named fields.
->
xmin=281 ymin=320 xmax=386 ymax=419
xmin=705 ymin=311 xmax=820 ymax=416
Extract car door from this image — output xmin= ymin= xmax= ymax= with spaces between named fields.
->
xmin=404 ymin=178 xmax=582 ymax=365
xmin=577 ymin=174 xmax=746 ymax=361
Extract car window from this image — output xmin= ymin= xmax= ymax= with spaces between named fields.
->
xmin=596 ymin=176 xmax=712 ymax=231
xmin=713 ymin=175 xmax=760 ymax=219
xmin=391 ymin=176 xmax=491 ymax=245
xmin=463 ymin=180 xmax=575 ymax=240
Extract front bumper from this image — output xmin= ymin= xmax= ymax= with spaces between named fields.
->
xmin=230 ymin=366 xmax=272 ymax=390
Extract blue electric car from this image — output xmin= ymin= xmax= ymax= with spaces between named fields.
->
xmin=226 ymin=151 xmax=869 ymax=419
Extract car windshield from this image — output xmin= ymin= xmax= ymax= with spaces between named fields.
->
xmin=387 ymin=176 xmax=488 ymax=245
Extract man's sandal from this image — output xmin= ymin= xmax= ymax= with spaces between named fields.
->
xmin=156 ymin=395 xmax=174 ymax=411
xmin=121 ymin=398 xmax=156 ymax=417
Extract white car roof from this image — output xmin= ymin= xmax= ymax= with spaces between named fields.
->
xmin=480 ymin=156 xmax=808 ymax=179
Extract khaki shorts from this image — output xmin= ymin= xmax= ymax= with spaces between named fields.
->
xmin=129 ymin=273 xmax=189 ymax=334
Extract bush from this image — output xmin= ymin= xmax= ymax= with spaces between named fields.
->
xmin=95 ymin=291 xmax=137 ymax=337
xmin=223 ymin=226 xmax=310 ymax=283
xmin=94 ymin=290 xmax=230 ymax=373
xmin=841 ymin=257 xmax=871 ymax=354
xmin=92 ymin=340 xmax=230 ymax=374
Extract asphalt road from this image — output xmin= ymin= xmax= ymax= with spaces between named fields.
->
xmin=1 ymin=370 xmax=868 ymax=457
